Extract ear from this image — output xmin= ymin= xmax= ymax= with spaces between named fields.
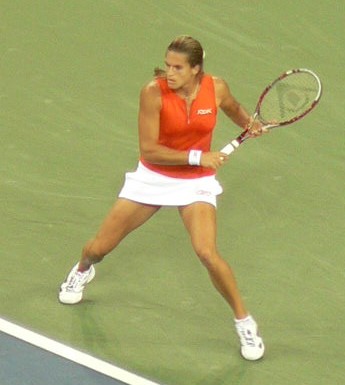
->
xmin=192 ymin=65 xmax=201 ymax=75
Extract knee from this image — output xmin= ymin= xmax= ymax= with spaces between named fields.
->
xmin=194 ymin=245 xmax=219 ymax=270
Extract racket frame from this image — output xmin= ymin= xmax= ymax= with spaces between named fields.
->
xmin=220 ymin=68 xmax=322 ymax=155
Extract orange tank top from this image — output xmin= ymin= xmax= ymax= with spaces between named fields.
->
xmin=141 ymin=74 xmax=217 ymax=179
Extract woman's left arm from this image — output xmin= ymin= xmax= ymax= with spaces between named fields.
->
xmin=214 ymin=77 xmax=265 ymax=137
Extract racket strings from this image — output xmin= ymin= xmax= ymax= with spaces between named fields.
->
xmin=259 ymin=73 xmax=320 ymax=123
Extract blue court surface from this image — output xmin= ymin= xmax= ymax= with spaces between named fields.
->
xmin=0 ymin=318 xmax=163 ymax=385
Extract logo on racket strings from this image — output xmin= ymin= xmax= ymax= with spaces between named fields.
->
xmin=275 ymin=82 xmax=315 ymax=120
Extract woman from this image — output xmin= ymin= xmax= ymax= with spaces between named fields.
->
xmin=59 ymin=35 xmax=265 ymax=361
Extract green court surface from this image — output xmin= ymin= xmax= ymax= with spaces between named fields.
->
xmin=1 ymin=1 xmax=344 ymax=384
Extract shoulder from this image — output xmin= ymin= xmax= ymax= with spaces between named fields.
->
xmin=139 ymin=79 xmax=162 ymax=110
xmin=210 ymin=76 xmax=232 ymax=106
xmin=211 ymin=76 xmax=230 ymax=94
xmin=140 ymin=79 xmax=161 ymax=98
xmin=140 ymin=79 xmax=161 ymax=103
xmin=200 ymin=74 xmax=228 ymax=94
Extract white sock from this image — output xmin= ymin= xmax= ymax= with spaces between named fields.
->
xmin=235 ymin=315 xmax=252 ymax=323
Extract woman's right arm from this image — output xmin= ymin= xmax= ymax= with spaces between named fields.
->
xmin=138 ymin=81 xmax=189 ymax=165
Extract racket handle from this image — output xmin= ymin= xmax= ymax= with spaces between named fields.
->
xmin=220 ymin=140 xmax=240 ymax=155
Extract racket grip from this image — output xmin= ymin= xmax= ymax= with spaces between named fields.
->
xmin=220 ymin=140 xmax=240 ymax=155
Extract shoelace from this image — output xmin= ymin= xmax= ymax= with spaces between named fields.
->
xmin=66 ymin=271 xmax=88 ymax=290
xmin=241 ymin=329 xmax=255 ymax=347
xmin=237 ymin=326 xmax=256 ymax=347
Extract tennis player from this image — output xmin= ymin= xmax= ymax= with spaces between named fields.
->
xmin=59 ymin=35 xmax=265 ymax=361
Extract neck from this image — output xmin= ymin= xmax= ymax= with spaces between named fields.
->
xmin=180 ymin=79 xmax=200 ymax=101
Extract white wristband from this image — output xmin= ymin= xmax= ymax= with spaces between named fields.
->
xmin=188 ymin=150 xmax=202 ymax=166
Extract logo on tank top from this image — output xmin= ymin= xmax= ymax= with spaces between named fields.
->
xmin=196 ymin=108 xmax=213 ymax=115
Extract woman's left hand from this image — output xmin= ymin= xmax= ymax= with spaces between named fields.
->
xmin=246 ymin=117 xmax=268 ymax=138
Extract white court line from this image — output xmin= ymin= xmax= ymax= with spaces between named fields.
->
xmin=0 ymin=317 xmax=163 ymax=385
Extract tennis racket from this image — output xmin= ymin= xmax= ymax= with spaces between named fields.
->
xmin=220 ymin=68 xmax=322 ymax=155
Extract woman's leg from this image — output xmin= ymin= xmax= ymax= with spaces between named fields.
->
xmin=59 ymin=199 xmax=160 ymax=304
xmin=178 ymin=202 xmax=247 ymax=319
xmin=79 ymin=198 xmax=161 ymax=270
xmin=179 ymin=202 xmax=264 ymax=360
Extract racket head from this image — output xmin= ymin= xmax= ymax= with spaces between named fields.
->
xmin=255 ymin=68 xmax=322 ymax=129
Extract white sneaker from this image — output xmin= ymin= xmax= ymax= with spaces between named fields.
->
xmin=235 ymin=315 xmax=265 ymax=361
xmin=59 ymin=263 xmax=95 ymax=304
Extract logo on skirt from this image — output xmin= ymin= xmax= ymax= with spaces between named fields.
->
xmin=196 ymin=189 xmax=212 ymax=196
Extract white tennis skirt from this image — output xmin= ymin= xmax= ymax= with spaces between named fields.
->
xmin=118 ymin=162 xmax=223 ymax=207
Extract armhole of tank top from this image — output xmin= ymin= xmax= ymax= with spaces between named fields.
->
xmin=208 ymin=75 xmax=218 ymax=114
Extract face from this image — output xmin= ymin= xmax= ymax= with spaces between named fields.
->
xmin=164 ymin=50 xmax=200 ymax=91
